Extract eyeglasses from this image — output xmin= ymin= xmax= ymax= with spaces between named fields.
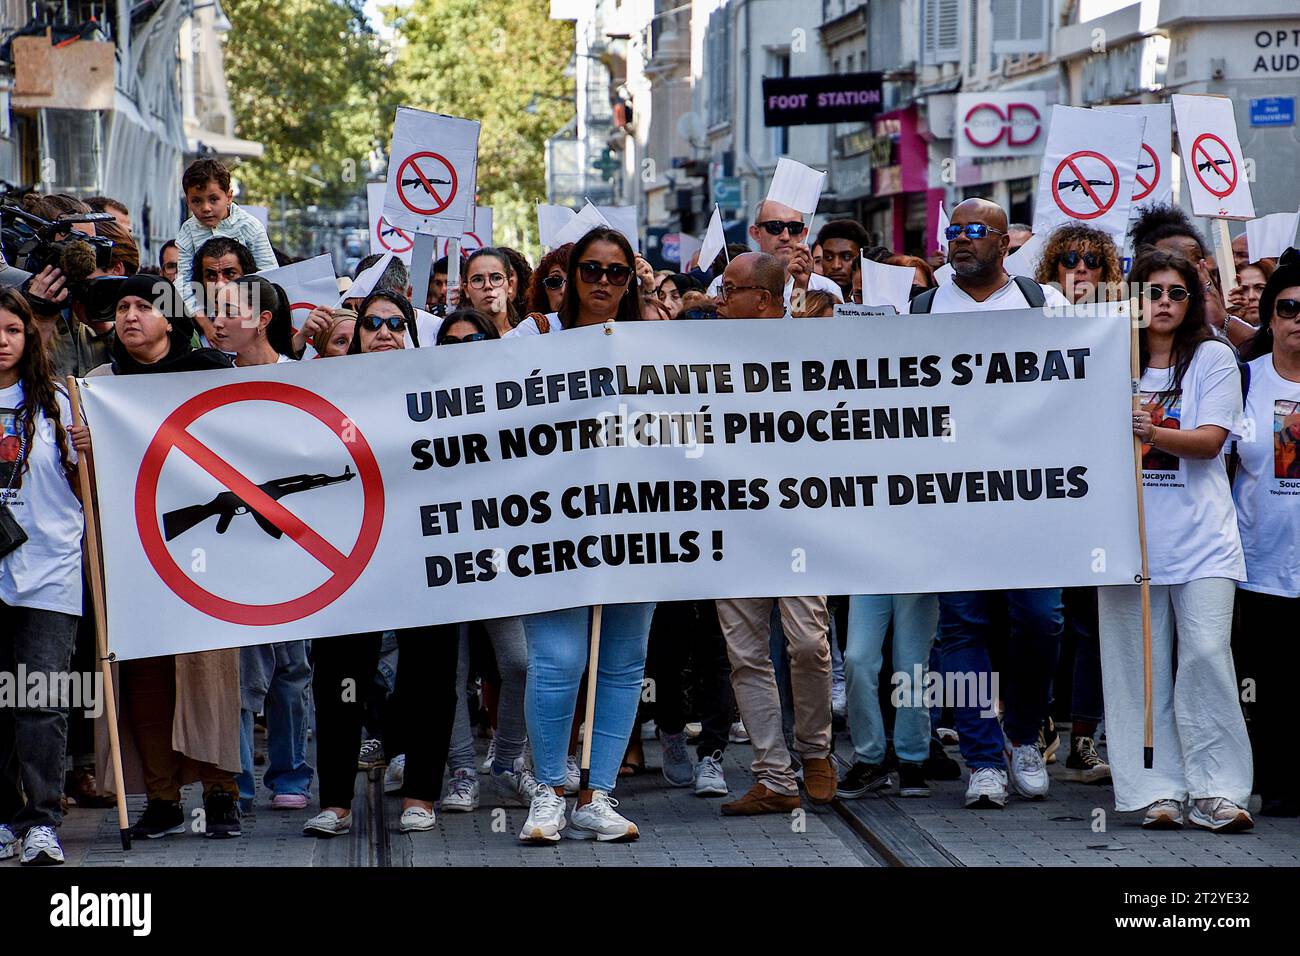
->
xmin=542 ymin=275 xmax=566 ymax=290
xmin=945 ymin=224 xmax=1007 ymax=241
xmin=719 ymin=284 xmax=767 ymax=300
xmin=757 ymin=219 xmax=807 ymax=237
xmin=1275 ymin=298 xmax=1300 ymax=319
xmin=361 ymin=314 xmax=406 ymax=332
xmin=680 ymin=308 xmax=716 ymax=320
xmin=577 ymin=261 xmax=633 ymax=285
xmin=441 ymin=332 xmax=488 ymax=344
xmin=467 ymin=272 xmax=507 ymax=290
xmin=1139 ymin=285 xmax=1190 ymax=302
xmin=1059 ymin=251 xmax=1102 ymax=270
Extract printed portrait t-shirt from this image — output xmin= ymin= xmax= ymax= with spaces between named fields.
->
xmin=1137 ymin=340 xmax=1245 ymax=585
xmin=1232 ymin=354 xmax=1300 ymax=597
xmin=0 ymin=382 xmax=83 ymax=614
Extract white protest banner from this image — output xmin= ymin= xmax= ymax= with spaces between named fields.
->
xmin=1172 ymin=94 xmax=1255 ymax=220
xmin=383 ymin=107 xmax=481 ymax=236
xmin=596 ymin=205 xmax=640 ymax=253
xmin=936 ymin=201 xmax=950 ymax=254
xmin=833 ymin=303 xmax=896 ymax=317
xmin=1098 ymin=103 xmax=1173 ymax=211
xmin=82 ymin=311 xmax=1140 ymax=659
xmin=538 ymin=204 xmax=576 ymax=248
xmin=1245 ymin=208 xmax=1300 ymax=260
xmin=1004 ymin=230 xmax=1048 ymax=279
xmin=860 ymin=255 xmax=914 ymax=312
xmin=676 ymin=232 xmax=703 ymax=271
xmin=552 ymin=201 xmax=611 ymax=247
xmin=956 ymin=91 xmax=1047 ymax=159
xmin=368 ymin=182 xmax=414 ymax=262
xmin=1033 ymin=106 xmax=1145 ymax=240
xmin=766 ymin=158 xmax=825 ymax=215
xmin=255 ymin=254 xmax=338 ymax=333
xmin=698 ymin=206 xmax=726 ymax=272
xmin=437 ymin=207 xmax=494 ymax=258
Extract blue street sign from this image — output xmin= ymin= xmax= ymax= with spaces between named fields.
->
xmin=1250 ymin=97 xmax=1295 ymax=127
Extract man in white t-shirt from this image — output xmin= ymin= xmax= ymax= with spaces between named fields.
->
xmin=918 ymin=198 xmax=1068 ymax=811
xmin=707 ymin=199 xmax=842 ymax=315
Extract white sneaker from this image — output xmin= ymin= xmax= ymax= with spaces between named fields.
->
xmin=564 ymin=755 xmax=580 ymax=795
xmin=519 ymin=783 xmax=568 ymax=843
xmin=1004 ymin=738 xmax=1050 ymax=799
xmin=0 ymin=824 xmax=16 ymax=861
xmin=493 ymin=762 xmax=538 ymax=806
xmin=19 ymin=825 xmax=64 ymax=866
xmin=303 ymin=809 xmax=351 ymax=837
xmin=964 ymin=767 xmax=1009 ymax=808
xmin=728 ymin=720 xmax=750 ymax=744
xmin=1188 ymin=797 xmax=1254 ymax=833
xmin=442 ymin=768 xmax=479 ymax=812
xmin=567 ymin=790 xmax=639 ymax=842
xmin=480 ymin=738 xmax=496 ymax=775
xmin=383 ymin=753 xmax=406 ymax=794
xmin=1142 ymin=799 xmax=1185 ymax=830
xmin=694 ymin=751 xmax=729 ymax=797
xmin=399 ymin=805 xmax=437 ymax=832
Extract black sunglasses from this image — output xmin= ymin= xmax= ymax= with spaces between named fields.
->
xmin=577 ymin=261 xmax=633 ymax=285
xmin=1139 ymin=285 xmax=1190 ymax=302
xmin=361 ymin=314 xmax=406 ymax=332
xmin=757 ymin=219 xmax=806 ymax=237
xmin=542 ymin=275 xmax=566 ymax=290
xmin=441 ymin=332 xmax=488 ymax=344
xmin=1275 ymin=298 xmax=1300 ymax=319
xmin=1059 ymin=251 xmax=1102 ymax=270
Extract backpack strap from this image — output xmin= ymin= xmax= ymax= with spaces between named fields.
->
xmin=1011 ymin=274 xmax=1047 ymax=308
xmin=908 ymin=287 xmax=938 ymax=314
xmin=526 ymin=312 xmax=551 ymax=334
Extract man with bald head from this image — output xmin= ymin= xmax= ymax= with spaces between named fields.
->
xmin=712 ymin=249 xmax=836 ymax=815
xmin=909 ymin=197 xmax=1068 ymax=812
xmin=708 ymin=198 xmax=842 ymax=314
xmin=716 ymin=252 xmax=787 ymax=319
xmin=917 ymin=198 xmax=1069 ymax=313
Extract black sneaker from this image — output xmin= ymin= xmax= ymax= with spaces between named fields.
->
xmin=357 ymin=737 xmax=386 ymax=770
xmin=835 ymin=761 xmax=892 ymax=799
xmin=129 ymin=799 xmax=186 ymax=839
xmin=1061 ymin=735 xmax=1111 ymax=783
xmin=922 ymin=734 xmax=962 ymax=781
xmin=897 ymin=763 xmax=931 ymax=798
xmin=204 ymin=791 xmax=242 ymax=839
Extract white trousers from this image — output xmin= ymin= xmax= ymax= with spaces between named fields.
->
xmin=1097 ymin=578 xmax=1252 ymax=811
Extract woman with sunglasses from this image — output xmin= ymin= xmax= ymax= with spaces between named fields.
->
xmin=1098 ymin=249 xmax=1252 ymax=833
xmin=525 ymin=244 xmax=573 ymax=316
xmin=502 ymin=228 xmax=655 ymax=842
xmin=1233 ymin=250 xmax=1300 ymax=817
xmin=506 ymin=227 xmax=643 ymax=337
xmin=1035 ymin=225 xmax=1123 ymax=305
xmin=463 ymin=248 xmax=518 ymax=337
xmin=307 ymin=288 xmax=457 ymax=837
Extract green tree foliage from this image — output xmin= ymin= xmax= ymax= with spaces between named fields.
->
xmin=384 ymin=0 xmax=574 ymax=251
xmin=222 ymin=0 xmax=389 ymax=208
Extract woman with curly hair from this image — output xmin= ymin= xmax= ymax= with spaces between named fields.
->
xmin=1034 ymin=224 xmax=1123 ymax=304
xmin=524 ymin=244 xmax=573 ymax=315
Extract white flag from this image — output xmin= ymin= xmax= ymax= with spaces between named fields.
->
xmin=1245 ymin=209 xmax=1300 ymax=261
xmin=937 ymin=201 xmax=950 ymax=254
xmin=537 ymin=204 xmax=576 ymax=248
xmin=677 ymin=233 xmax=703 ymax=271
xmin=346 ymin=252 xmax=394 ymax=304
xmin=698 ymin=206 xmax=726 ymax=274
xmin=860 ymin=255 xmax=915 ymax=313
xmin=595 ymin=206 xmax=640 ymax=253
xmin=766 ymin=158 xmax=825 ymax=216
xmin=551 ymin=202 xmax=612 ymax=248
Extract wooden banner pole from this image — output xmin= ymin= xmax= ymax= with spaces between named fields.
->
xmin=1128 ymin=323 xmax=1156 ymax=770
xmin=578 ymin=604 xmax=603 ymax=793
xmin=66 ymin=377 xmax=132 ymax=849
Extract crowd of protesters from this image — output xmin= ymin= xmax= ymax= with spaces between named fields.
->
xmin=0 ymin=154 xmax=1296 ymax=866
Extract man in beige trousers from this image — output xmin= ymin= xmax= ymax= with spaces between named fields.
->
xmin=713 ymin=252 xmax=837 ymax=814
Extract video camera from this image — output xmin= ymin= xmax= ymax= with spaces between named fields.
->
xmin=0 ymin=201 xmax=122 ymax=320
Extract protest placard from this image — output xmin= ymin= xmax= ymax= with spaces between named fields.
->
xmin=1033 ymin=106 xmax=1146 ymax=240
xmin=383 ymin=107 xmax=481 ymax=236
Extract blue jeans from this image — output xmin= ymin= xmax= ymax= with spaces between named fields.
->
xmin=844 ymin=594 xmax=938 ymax=765
xmin=523 ymin=603 xmax=654 ymax=794
xmin=938 ymin=589 xmax=1062 ymax=770
xmin=238 ymin=641 xmax=314 ymax=800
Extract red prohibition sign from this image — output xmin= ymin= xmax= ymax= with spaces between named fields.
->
xmin=396 ymin=151 xmax=458 ymax=216
xmin=135 ymin=382 xmax=385 ymax=626
xmin=441 ymin=232 xmax=483 ymax=257
xmin=1133 ymin=143 xmax=1160 ymax=202
xmin=1051 ymin=150 xmax=1120 ymax=221
xmin=289 ymin=301 xmax=321 ymax=332
xmin=376 ymin=217 xmax=414 ymax=253
xmin=1190 ymin=133 xmax=1238 ymax=199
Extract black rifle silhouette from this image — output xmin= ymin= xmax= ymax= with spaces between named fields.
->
xmin=401 ymin=176 xmax=452 ymax=193
xmin=1137 ymin=162 xmax=1154 ymax=171
xmin=1197 ymin=158 xmax=1231 ymax=173
xmin=1058 ymin=178 xmax=1113 ymax=193
xmin=162 ymin=467 xmax=356 ymax=542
